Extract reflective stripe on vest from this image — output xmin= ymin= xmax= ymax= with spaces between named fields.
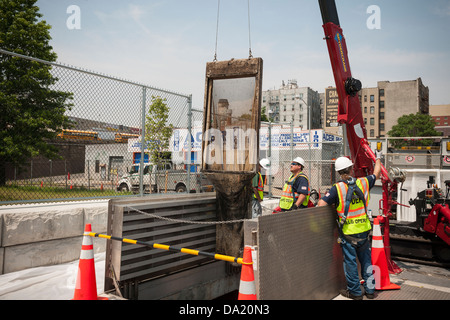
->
xmin=335 ymin=177 xmax=371 ymax=235
xmin=253 ymin=172 xmax=264 ymax=200
xmin=279 ymin=172 xmax=310 ymax=210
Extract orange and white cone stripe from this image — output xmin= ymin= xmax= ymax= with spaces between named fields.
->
xmin=80 ymin=229 xmax=95 ymax=259
xmin=238 ymin=246 xmax=257 ymax=300
xmin=371 ymin=217 xmax=384 ymax=249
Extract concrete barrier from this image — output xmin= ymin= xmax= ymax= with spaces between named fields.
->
xmin=0 ymin=200 xmax=108 ymax=275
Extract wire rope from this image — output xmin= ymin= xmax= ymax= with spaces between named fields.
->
xmin=213 ymin=0 xmax=220 ymax=61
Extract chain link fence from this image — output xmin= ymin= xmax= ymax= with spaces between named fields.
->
xmin=259 ymin=122 xmax=343 ymax=198
xmin=368 ymin=136 xmax=450 ymax=171
xmin=10 ymin=49 xmax=433 ymax=205
xmin=1 ymin=49 xmax=347 ymax=205
xmin=1 ymin=49 xmax=198 ymax=204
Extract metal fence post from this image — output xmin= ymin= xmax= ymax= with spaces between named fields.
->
xmin=139 ymin=86 xmax=147 ymax=197
xmin=268 ymin=121 xmax=272 ymax=198
xmin=290 ymin=121 xmax=294 ymax=161
xmin=186 ymin=94 xmax=192 ymax=193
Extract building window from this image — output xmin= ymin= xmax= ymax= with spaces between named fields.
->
xmin=380 ymin=123 xmax=385 ymax=131
xmin=379 ymin=101 xmax=384 ymax=108
xmin=370 ymin=95 xmax=374 ymax=102
xmin=364 ymin=118 xmax=367 ymax=125
xmin=370 ymin=129 xmax=374 ymax=137
xmin=364 ymin=106 xmax=367 ymax=113
xmin=380 ymin=112 xmax=384 ymax=120
xmin=379 ymin=89 xmax=384 ymax=97
xmin=370 ymin=106 xmax=375 ymax=114
xmin=364 ymin=95 xmax=367 ymax=102
xmin=370 ymin=118 xmax=375 ymax=125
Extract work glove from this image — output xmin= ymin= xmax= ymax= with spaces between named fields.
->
xmin=375 ymin=149 xmax=382 ymax=160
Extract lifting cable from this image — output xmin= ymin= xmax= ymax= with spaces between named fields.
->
xmin=213 ymin=0 xmax=220 ymax=61
xmin=87 ymin=232 xmax=248 ymax=265
xmin=213 ymin=0 xmax=253 ymax=61
xmin=247 ymin=0 xmax=253 ymax=58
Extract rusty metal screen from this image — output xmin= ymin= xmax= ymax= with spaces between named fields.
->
xmin=245 ymin=206 xmax=346 ymax=299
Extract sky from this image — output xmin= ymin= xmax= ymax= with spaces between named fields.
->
xmin=35 ymin=0 xmax=450 ymax=110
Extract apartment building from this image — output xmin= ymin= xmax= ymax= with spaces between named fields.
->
xmin=323 ymin=78 xmax=429 ymax=138
xmin=261 ymin=80 xmax=321 ymax=129
xmin=430 ymin=104 xmax=450 ymax=136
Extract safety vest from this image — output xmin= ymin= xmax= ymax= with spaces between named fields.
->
xmin=335 ymin=177 xmax=372 ymax=235
xmin=253 ymin=172 xmax=264 ymax=200
xmin=279 ymin=172 xmax=310 ymax=210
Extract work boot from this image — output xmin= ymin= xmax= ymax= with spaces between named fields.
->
xmin=339 ymin=289 xmax=363 ymax=300
xmin=365 ymin=291 xmax=375 ymax=299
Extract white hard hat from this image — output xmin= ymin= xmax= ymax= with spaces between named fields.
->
xmin=292 ymin=157 xmax=305 ymax=167
xmin=335 ymin=157 xmax=353 ymax=172
xmin=259 ymin=158 xmax=271 ymax=170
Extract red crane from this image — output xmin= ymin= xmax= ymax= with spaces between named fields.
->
xmin=318 ymin=0 xmax=402 ymax=273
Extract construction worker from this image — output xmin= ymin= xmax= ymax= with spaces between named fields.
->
xmin=318 ymin=153 xmax=382 ymax=300
xmin=276 ymin=157 xmax=310 ymax=212
xmin=252 ymin=158 xmax=270 ymax=218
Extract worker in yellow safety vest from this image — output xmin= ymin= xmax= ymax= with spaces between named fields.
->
xmin=318 ymin=152 xmax=382 ymax=300
xmin=252 ymin=158 xmax=270 ymax=218
xmin=278 ymin=157 xmax=310 ymax=212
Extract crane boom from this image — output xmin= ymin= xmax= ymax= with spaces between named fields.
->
xmin=318 ymin=0 xmax=374 ymax=178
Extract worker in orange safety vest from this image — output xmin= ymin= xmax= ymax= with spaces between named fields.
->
xmin=318 ymin=153 xmax=382 ymax=300
xmin=276 ymin=157 xmax=310 ymax=212
xmin=252 ymin=158 xmax=270 ymax=218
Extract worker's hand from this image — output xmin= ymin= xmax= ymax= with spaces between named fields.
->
xmin=375 ymin=149 xmax=382 ymax=160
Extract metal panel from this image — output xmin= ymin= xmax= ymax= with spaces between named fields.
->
xmin=105 ymin=193 xmax=218 ymax=295
xmin=246 ymin=206 xmax=346 ymax=299
xmin=375 ymin=283 xmax=450 ymax=300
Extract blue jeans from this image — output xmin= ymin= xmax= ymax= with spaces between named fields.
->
xmin=340 ymin=231 xmax=374 ymax=296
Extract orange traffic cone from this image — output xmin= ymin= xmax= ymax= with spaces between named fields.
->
xmin=72 ymin=224 xmax=108 ymax=300
xmin=238 ymin=246 xmax=257 ymax=300
xmin=371 ymin=217 xmax=401 ymax=291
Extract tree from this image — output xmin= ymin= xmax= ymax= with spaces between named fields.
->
xmin=145 ymin=96 xmax=173 ymax=165
xmin=261 ymin=106 xmax=269 ymax=122
xmin=0 ymin=0 xmax=73 ymax=184
xmin=387 ymin=113 xmax=441 ymax=148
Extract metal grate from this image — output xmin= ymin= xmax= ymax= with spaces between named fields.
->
xmin=105 ymin=193 xmax=217 ymax=288
xmin=254 ymin=205 xmax=346 ymax=299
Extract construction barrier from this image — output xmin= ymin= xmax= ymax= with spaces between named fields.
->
xmin=87 ymin=232 xmax=244 ymax=265
xmin=238 ymin=246 xmax=257 ymax=300
xmin=371 ymin=217 xmax=401 ymax=291
xmin=73 ymin=224 xmax=108 ymax=300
